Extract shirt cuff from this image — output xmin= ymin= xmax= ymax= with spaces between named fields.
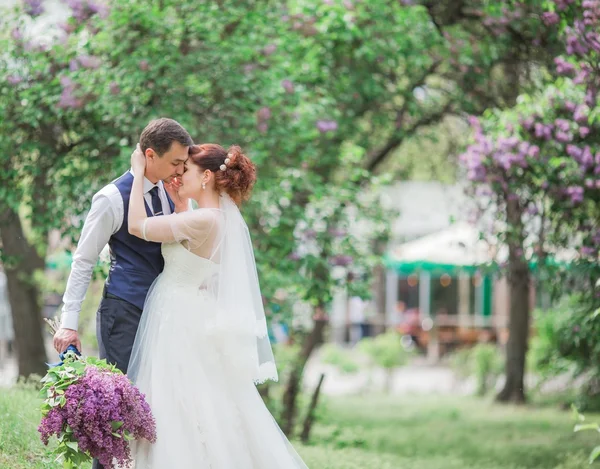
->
xmin=60 ymin=310 xmax=79 ymax=331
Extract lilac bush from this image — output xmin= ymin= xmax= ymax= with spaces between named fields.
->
xmin=459 ymin=0 xmax=600 ymax=403
xmin=38 ymin=352 xmax=156 ymax=468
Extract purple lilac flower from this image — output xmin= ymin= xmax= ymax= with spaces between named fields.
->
xmin=65 ymin=0 xmax=106 ymax=22
xmin=328 ymin=227 xmax=347 ymax=237
xmin=109 ymin=82 xmax=120 ymax=95
xmin=566 ymin=186 xmax=584 ymax=204
xmin=23 ymin=0 xmax=44 ymax=17
xmin=566 ymin=34 xmax=589 ymax=55
xmin=554 ymin=56 xmax=576 ymax=75
xmin=11 ymin=28 xmax=23 ymax=41
xmin=555 ymin=0 xmax=575 ymax=11
xmin=581 ymin=146 xmax=594 ymax=167
xmin=7 ymin=75 xmax=22 ymax=85
xmin=534 ymin=122 xmax=553 ymax=140
xmin=281 ymin=79 xmax=294 ymax=94
xmin=580 ymin=126 xmax=591 ymax=138
xmin=574 ymin=105 xmax=589 ymax=124
xmin=257 ymin=106 xmax=272 ymax=121
xmin=555 ymin=130 xmax=573 ymax=143
xmin=520 ymin=116 xmax=535 ymax=130
xmin=564 ymin=100 xmax=577 ymax=112
xmin=567 ymin=144 xmax=583 ymax=159
xmin=58 ymin=76 xmax=83 ymax=109
xmin=528 ymin=145 xmax=540 ymax=158
xmin=554 ymin=118 xmax=570 ymax=132
xmin=77 ymin=54 xmax=101 ymax=69
xmin=316 ymin=120 xmax=338 ymax=133
xmin=288 ymin=252 xmax=302 ymax=261
xmin=243 ymin=63 xmax=257 ymax=74
xmin=581 ymin=246 xmax=596 ymax=257
xmin=38 ymin=366 xmax=156 ymax=468
xmin=330 ymin=255 xmax=353 ymax=267
xmin=262 ymin=44 xmax=277 ymax=56
xmin=542 ymin=11 xmax=560 ymax=25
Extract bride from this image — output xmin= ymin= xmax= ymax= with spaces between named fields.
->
xmin=126 ymin=142 xmax=309 ymax=468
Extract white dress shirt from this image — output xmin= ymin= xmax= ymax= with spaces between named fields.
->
xmin=60 ymin=170 xmax=171 ymax=331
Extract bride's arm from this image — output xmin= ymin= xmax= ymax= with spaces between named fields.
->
xmin=132 ymin=209 xmax=218 ymax=244
xmin=128 ymin=146 xmax=218 ymax=244
xmin=128 ymin=161 xmax=149 ymax=240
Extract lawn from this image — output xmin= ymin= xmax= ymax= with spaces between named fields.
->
xmin=0 ymin=384 xmax=596 ymax=469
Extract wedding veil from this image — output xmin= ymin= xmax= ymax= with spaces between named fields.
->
xmin=210 ymin=193 xmax=278 ymax=384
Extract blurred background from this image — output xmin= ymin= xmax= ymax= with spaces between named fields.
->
xmin=0 ymin=1 xmax=599 ymax=468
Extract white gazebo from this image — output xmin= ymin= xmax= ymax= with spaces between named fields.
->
xmin=385 ymin=222 xmax=498 ymax=330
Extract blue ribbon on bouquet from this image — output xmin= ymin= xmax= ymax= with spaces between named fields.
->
xmin=47 ymin=344 xmax=82 ymax=368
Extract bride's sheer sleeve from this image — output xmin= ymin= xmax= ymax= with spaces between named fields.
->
xmin=139 ymin=209 xmax=220 ymax=250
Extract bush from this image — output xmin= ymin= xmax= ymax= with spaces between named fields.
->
xmin=448 ymin=344 xmax=503 ymax=396
xmin=528 ymin=301 xmax=573 ymax=382
xmin=529 ymin=295 xmax=600 ymax=410
xmin=320 ymin=343 xmax=360 ymax=374
xmin=358 ymin=330 xmax=411 ymax=393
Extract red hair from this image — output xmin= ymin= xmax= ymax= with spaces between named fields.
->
xmin=188 ymin=144 xmax=256 ymax=205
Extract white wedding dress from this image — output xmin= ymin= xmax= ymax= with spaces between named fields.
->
xmin=126 ymin=198 xmax=309 ymax=469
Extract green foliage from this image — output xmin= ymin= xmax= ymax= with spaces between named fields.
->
xmin=528 ymin=293 xmax=600 ymax=411
xmin=449 ymin=344 xmax=504 ymax=396
xmin=528 ymin=300 xmax=576 ymax=381
xmin=3 ymin=387 xmax=597 ymax=469
xmin=358 ymin=330 xmax=410 ymax=370
xmin=320 ymin=344 xmax=360 ymax=374
xmin=573 ymin=406 xmax=600 ymax=465
xmin=310 ymin=424 xmax=367 ymax=450
xmin=471 ymin=344 xmax=504 ymax=396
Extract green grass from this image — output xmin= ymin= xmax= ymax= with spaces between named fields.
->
xmin=0 ymin=386 xmax=597 ymax=469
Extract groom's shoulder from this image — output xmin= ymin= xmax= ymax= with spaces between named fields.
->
xmin=91 ymin=175 xmax=126 ymax=204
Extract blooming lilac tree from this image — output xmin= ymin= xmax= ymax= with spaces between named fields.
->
xmin=0 ymin=0 xmax=563 ymax=379
xmin=461 ymin=0 xmax=600 ymax=403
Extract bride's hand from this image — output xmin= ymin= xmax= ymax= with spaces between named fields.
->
xmin=131 ymin=144 xmax=146 ymax=175
xmin=164 ymin=177 xmax=188 ymax=212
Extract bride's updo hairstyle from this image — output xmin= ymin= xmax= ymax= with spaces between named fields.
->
xmin=188 ymin=143 xmax=256 ymax=205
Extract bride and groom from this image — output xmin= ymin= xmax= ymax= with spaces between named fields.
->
xmin=53 ymin=118 xmax=308 ymax=468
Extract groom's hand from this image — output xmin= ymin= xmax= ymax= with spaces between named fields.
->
xmin=53 ymin=328 xmax=81 ymax=354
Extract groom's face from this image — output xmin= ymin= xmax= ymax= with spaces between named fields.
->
xmin=147 ymin=141 xmax=189 ymax=183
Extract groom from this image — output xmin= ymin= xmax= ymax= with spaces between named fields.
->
xmin=53 ymin=118 xmax=193 ymax=469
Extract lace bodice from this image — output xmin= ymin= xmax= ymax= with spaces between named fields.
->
xmin=160 ymin=242 xmax=219 ymax=290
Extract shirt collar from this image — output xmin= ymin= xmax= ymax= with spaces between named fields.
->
xmin=129 ymin=168 xmax=163 ymax=195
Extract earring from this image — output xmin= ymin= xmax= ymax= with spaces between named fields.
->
xmin=202 ymin=182 xmax=206 ymax=190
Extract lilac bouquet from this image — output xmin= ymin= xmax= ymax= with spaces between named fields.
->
xmin=39 ymin=319 xmax=156 ymax=468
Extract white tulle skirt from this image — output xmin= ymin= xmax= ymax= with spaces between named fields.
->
xmin=126 ymin=274 xmax=308 ymax=469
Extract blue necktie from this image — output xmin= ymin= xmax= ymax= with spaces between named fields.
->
xmin=149 ymin=186 xmax=163 ymax=216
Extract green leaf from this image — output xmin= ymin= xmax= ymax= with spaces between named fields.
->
xmin=111 ymin=420 xmax=124 ymax=431
xmin=590 ymin=445 xmax=600 ymax=464
xmin=65 ymin=441 xmax=78 ymax=452
xmin=574 ymin=423 xmax=599 ymax=433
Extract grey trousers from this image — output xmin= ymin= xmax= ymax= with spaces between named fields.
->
xmin=92 ymin=291 xmax=143 ymax=469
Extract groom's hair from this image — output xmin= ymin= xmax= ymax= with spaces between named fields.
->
xmin=139 ymin=118 xmax=193 ymax=156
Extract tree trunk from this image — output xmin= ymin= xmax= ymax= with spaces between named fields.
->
xmin=300 ymin=373 xmax=325 ymax=443
xmin=372 ymin=262 xmax=387 ymax=336
xmin=385 ymin=368 xmax=394 ymax=394
xmin=281 ymin=311 xmax=328 ymax=437
xmin=496 ymin=204 xmax=530 ymax=403
xmin=0 ymin=206 xmax=47 ymax=378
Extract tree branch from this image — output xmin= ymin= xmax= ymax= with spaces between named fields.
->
xmin=366 ymin=101 xmax=454 ymax=171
